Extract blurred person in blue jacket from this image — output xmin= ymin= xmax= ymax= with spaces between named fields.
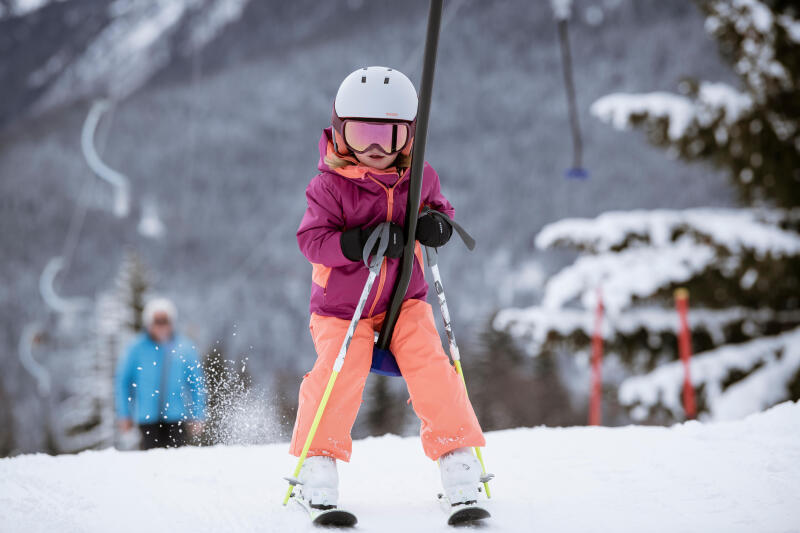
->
xmin=115 ymin=297 xmax=206 ymax=449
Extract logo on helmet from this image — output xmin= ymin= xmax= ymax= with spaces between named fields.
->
xmin=386 ymin=112 xmax=399 ymax=117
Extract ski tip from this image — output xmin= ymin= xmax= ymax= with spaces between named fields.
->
xmin=312 ymin=509 xmax=358 ymax=528
xmin=448 ymin=505 xmax=491 ymax=527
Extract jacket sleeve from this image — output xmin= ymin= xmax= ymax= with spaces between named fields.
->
xmin=297 ymin=176 xmax=353 ymax=267
xmin=183 ymin=348 xmax=207 ymax=421
xmin=114 ymin=344 xmax=136 ymax=419
xmin=422 ymin=163 xmax=455 ymax=220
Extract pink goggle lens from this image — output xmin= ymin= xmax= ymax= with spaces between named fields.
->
xmin=343 ymin=121 xmax=409 ymax=154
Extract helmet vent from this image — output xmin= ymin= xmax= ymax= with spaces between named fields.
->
xmin=384 ymin=77 xmax=390 ymax=84
xmin=361 ymin=76 xmax=366 ymax=83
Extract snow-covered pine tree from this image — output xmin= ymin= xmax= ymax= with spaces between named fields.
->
xmin=362 ymin=375 xmax=409 ymax=439
xmin=112 ymin=248 xmax=152 ymax=333
xmin=496 ymin=0 xmax=800 ymax=424
xmin=592 ymin=0 xmax=800 ymax=206
xmin=464 ymin=315 xmax=583 ymax=429
xmin=95 ymin=249 xmax=153 ymax=450
xmin=0 ymin=379 xmax=13 ymax=455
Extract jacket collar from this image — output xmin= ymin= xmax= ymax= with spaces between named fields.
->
xmin=317 ymin=128 xmax=407 ymax=186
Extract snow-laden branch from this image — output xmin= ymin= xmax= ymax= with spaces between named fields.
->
xmin=590 ymin=83 xmax=753 ymax=142
xmin=495 ymin=305 xmax=800 ymax=353
xmin=532 ymin=208 xmax=800 ymax=314
xmin=536 ymin=208 xmax=800 ymax=256
xmin=619 ymin=326 xmax=800 ymax=421
xmin=543 ymin=238 xmax=716 ymax=313
xmin=591 ymin=92 xmax=694 ymax=141
xmin=704 ymin=0 xmax=795 ymax=99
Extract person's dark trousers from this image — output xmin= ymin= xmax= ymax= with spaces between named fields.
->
xmin=138 ymin=422 xmax=188 ymax=450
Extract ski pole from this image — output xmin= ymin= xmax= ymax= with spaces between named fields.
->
xmin=424 ymin=243 xmax=494 ymax=499
xmin=283 ymin=224 xmax=392 ymax=505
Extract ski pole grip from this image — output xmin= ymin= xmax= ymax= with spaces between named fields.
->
xmin=362 ymin=222 xmax=392 ymax=269
xmin=418 ymin=206 xmax=476 ymax=251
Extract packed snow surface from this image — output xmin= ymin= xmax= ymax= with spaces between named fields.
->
xmin=2 ymin=402 xmax=799 ymax=533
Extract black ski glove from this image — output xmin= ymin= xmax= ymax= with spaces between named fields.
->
xmin=340 ymin=223 xmax=405 ymax=262
xmin=415 ymin=212 xmax=453 ymax=248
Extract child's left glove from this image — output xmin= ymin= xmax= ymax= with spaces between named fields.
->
xmin=415 ymin=212 xmax=453 ymax=248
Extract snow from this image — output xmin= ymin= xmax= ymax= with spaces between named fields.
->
xmin=536 ymin=208 xmax=800 ymax=257
xmin=186 ymin=0 xmax=250 ymax=50
xmin=0 ymin=0 xmax=64 ymax=18
xmin=31 ymin=0 xmax=252 ymax=108
xmin=2 ymin=403 xmax=799 ymax=532
xmin=590 ymin=92 xmax=695 ymax=141
xmin=697 ymin=82 xmax=753 ymax=123
xmin=549 ymin=0 xmax=573 ymax=20
xmin=705 ymin=0 xmax=793 ymax=99
xmin=591 ymin=82 xmax=754 ymax=142
xmin=137 ymin=198 xmax=166 ymax=239
xmin=779 ymin=14 xmax=800 ymax=44
xmin=542 ymin=238 xmax=715 ymax=313
xmin=619 ymin=327 xmax=800 ymax=422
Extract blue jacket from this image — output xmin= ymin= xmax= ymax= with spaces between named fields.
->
xmin=115 ymin=333 xmax=206 ymax=424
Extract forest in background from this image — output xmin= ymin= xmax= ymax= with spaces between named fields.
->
xmin=1 ymin=0 xmax=744 ymax=455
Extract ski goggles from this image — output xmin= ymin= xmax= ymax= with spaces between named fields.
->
xmin=334 ymin=118 xmax=413 ymax=155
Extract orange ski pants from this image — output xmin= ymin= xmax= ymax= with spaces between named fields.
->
xmin=289 ymin=298 xmax=484 ymax=462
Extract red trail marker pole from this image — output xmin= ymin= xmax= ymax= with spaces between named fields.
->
xmin=589 ymin=289 xmax=604 ymax=426
xmin=675 ymin=288 xmax=696 ymax=419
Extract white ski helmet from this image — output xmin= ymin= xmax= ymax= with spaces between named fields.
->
xmin=332 ymin=66 xmax=418 ymax=156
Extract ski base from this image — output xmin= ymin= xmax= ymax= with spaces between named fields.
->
xmin=447 ymin=504 xmax=491 ymax=526
xmin=291 ymin=494 xmax=358 ymax=528
xmin=312 ymin=509 xmax=358 ymax=528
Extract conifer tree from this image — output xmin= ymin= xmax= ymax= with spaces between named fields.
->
xmin=498 ymin=0 xmax=800 ymax=423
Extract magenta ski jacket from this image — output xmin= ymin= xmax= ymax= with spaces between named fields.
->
xmin=297 ymin=128 xmax=455 ymax=320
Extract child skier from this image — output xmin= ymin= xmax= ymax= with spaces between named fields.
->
xmin=290 ymin=66 xmax=485 ymax=509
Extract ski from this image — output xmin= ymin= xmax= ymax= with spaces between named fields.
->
xmin=438 ymin=493 xmax=491 ymax=527
xmin=291 ymin=493 xmax=358 ymax=528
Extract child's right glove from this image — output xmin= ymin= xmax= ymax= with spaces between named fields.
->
xmin=341 ymin=223 xmax=405 ymax=262
xmin=415 ymin=211 xmax=453 ymax=248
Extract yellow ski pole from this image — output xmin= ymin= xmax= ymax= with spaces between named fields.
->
xmin=283 ymin=224 xmax=390 ymax=505
xmin=425 ymin=244 xmax=494 ymax=498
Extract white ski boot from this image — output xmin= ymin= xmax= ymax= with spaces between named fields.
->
xmin=298 ymin=455 xmax=339 ymax=508
xmin=439 ymin=447 xmax=481 ymax=506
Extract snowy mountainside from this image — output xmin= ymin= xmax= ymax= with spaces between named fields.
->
xmin=1 ymin=401 xmax=799 ymax=533
xmin=0 ymin=0 xmax=252 ymax=126
xmin=1 ymin=0 xmax=740 ymax=454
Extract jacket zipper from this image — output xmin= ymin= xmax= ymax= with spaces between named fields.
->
xmin=365 ymin=170 xmax=408 ymax=317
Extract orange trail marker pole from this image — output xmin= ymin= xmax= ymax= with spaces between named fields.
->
xmin=675 ymin=288 xmax=696 ymax=419
xmin=589 ymin=289 xmax=604 ymax=426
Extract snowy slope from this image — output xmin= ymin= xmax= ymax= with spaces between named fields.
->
xmin=2 ymin=402 xmax=799 ymax=533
